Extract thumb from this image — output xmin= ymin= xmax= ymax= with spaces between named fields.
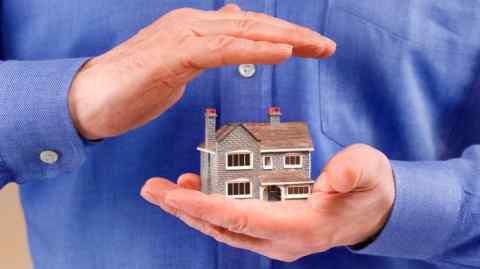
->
xmin=219 ymin=4 xmax=242 ymax=13
xmin=177 ymin=173 xmax=201 ymax=191
xmin=314 ymin=144 xmax=390 ymax=193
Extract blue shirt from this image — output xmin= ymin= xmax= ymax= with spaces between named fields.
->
xmin=1 ymin=1 xmax=479 ymax=268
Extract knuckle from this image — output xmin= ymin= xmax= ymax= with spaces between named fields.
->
xmin=234 ymin=19 xmax=257 ymax=34
xmin=243 ymin=11 xmax=260 ymax=20
xmin=287 ymin=26 xmax=311 ymax=43
xmin=289 ymin=27 xmax=304 ymax=40
xmin=125 ymin=54 xmax=148 ymax=71
xmin=297 ymin=26 xmax=315 ymax=37
xmin=227 ymin=213 xmax=249 ymax=233
xmin=243 ymin=10 xmax=273 ymax=22
xmin=207 ymin=35 xmax=236 ymax=53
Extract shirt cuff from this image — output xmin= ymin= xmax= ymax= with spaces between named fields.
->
xmin=349 ymin=160 xmax=462 ymax=260
xmin=0 ymin=161 xmax=12 ymax=189
xmin=0 ymin=58 xmax=91 ymax=182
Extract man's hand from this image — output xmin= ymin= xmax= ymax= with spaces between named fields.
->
xmin=68 ymin=4 xmax=336 ymax=140
xmin=140 ymin=144 xmax=395 ymax=262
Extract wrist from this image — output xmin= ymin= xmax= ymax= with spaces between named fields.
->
xmin=350 ymin=156 xmax=395 ymax=247
xmin=68 ymin=59 xmax=103 ymax=140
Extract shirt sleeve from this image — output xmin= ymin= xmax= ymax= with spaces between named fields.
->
xmin=350 ymin=145 xmax=480 ymax=267
xmin=0 ymin=58 xmax=91 ymax=188
xmin=0 ymin=157 xmax=13 ymax=188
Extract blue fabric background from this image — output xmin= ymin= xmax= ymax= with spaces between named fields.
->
xmin=0 ymin=0 xmax=479 ymax=268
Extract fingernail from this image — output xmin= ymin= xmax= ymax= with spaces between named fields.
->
xmin=323 ymin=36 xmax=336 ymax=47
xmin=140 ymin=188 xmax=157 ymax=205
xmin=313 ymin=37 xmax=335 ymax=56
xmin=321 ymin=37 xmax=337 ymax=57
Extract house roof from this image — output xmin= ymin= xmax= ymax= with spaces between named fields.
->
xmin=258 ymin=171 xmax=314 ymax=185
xmin=198 ymin=121 xmax=313 ymax=152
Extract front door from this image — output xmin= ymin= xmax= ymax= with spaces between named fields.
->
xmin=265 ymin=186 xmax=282 ymax=201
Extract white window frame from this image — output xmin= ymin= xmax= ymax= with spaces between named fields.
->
xmin=284 ymin=154 xmax=303 ymax=169
xmin=285 ymin=185 xmax=311 ymax=199
xmin=225 ymin=150 xmax=253 ymax=170
xmin=225 ymin=178 xmax=253 ymax=198
xmin=263 ymin=155 xmax=273 ymax=170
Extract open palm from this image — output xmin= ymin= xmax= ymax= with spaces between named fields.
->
xmin=141 ymin=144 xmax=395 ymax=262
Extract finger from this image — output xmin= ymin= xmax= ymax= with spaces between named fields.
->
xmin=314 ymin=144 xmax=390 ymax=193
xmin=218 ymin=4 xmax=242 ymax=13
xmin=140 ymin=177 xmax=182 ymax=215
xmin=175 ymin=211 xmax=303 ymax=262
xmin=208 ymin=9 xmax=336 ymax=57
xmin=142 ymin=177 xmax=306 ymax=260
xmin=189 ymin=19 xmax=333 ymax=59
xmin=163 ymin=187 xmax=309 ymax=240
xmin=173 ymin=209 xmax=274 ymax=252
xmin=205 ymin=9 xmax=302 ymax=31
xmin=177 ymin=210 xmax=307 ymax=262
xmin=313 ymin=172 xmax=336 ymax=193
xmin=177 ymin=173 xmax=201 ymax=190
xmin=187 ymin=35 xmax=292 ymax=68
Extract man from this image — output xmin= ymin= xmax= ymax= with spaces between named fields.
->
xmin=0 ymin=1 xmax=478 ymax=268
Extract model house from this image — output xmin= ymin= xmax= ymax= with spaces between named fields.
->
xmin=197 ymin=107 xmax=314 ymax=201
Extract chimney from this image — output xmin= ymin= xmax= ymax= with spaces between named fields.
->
xmin=205 ymin=108 xmax=217 ymax=148
xmin=268 ymin=107 xmax=281 ymax=125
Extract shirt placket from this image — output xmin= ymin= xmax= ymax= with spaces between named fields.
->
xmin=216 ymin=0 xmax=275 ymax=269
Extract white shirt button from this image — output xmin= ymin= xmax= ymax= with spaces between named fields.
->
xmin=40 ymin=150 xmax=59 ymax=164
xmin=238 ymin=64 xmax=256 ymax=78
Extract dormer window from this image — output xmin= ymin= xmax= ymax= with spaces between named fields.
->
xmin=284 ymin=154 xmax=302 ymax=168
xmin=226 ymin=150 xmax=253 ymax=170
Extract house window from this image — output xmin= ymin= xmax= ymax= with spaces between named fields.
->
xmin=287 ymin=186 xmax=310 ymax=195
xmin=263 ymin=156 xmax=273 ymax=169
xmin=226 ymin=179 xmax=252 ymax=198
xmin=226 ymin=151 xmax=253 ymax=170
xmin=284 ymin=155 xmax=302 ymax=168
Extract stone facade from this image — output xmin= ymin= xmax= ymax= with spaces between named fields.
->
xmin=201 ymin=125 xmax=312 ymax=199
xmin=215 ymin=126 xmax=263 ymax=199
xmin=198 ymin=107 xmax=314 ymax=200
xmin=261 ymin=152 xmax=311 ymax=178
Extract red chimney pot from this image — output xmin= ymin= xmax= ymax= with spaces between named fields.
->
xmin=268 ymin=107 xmax=281 ymax=114
xmin=205 ymin=108 xmax=217 ymax=117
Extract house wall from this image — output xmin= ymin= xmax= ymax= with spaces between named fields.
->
xmin=200 ymin=151 xmax=218 ymax=194
xmin=215 ymin=127 xmax=262 ymax=199
xmin=200 ymin=152 xmax=209 ymax=193
xmin=260 ymin=152 xmax=310 ymax=177
xmin=213 ymin=126 xmax=312 ymax=199
xmin=210 ymin=153 xmax=217 ymax=194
